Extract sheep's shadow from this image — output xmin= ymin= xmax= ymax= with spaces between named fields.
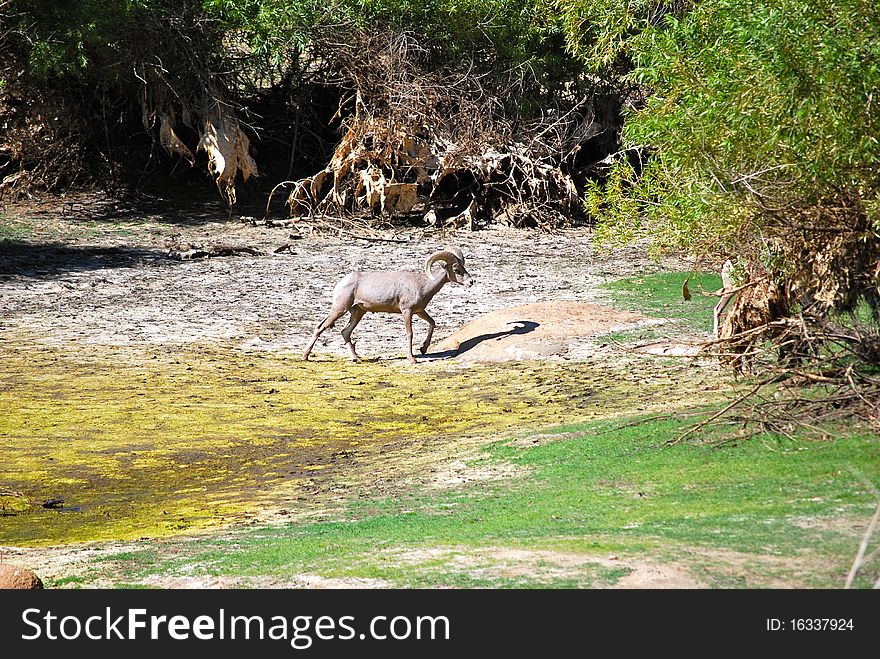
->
xmin=425 ymin=320 xmax=540 ymax=360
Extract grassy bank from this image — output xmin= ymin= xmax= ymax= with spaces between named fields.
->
xmin=599 ymin=271 xmax=723 ymax=342
xmin=76 ymin=415 xmax=880 ymax=589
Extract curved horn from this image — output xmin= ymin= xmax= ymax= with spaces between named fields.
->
xmin=424 ymin=248 xmax=461 ymax=279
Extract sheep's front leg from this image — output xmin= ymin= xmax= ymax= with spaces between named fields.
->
xmin=415 ymin=310 xmax=435 ymax=355
xmin=402 ymin=309 xmax=417 ymax=364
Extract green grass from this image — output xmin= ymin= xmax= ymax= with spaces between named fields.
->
xmin=117 ymin=414 xmax=880 ymax=588
xmin=601 ymin=271 xmax=722 ymax=338
xmin=46 ymin=575 xmax=86 ymax=588
xmin=832 ymin=304 xmax=880 ymax=330
xmin=603 ymin=271 xmax=879 ymax=340
xmin=0 ymin=218 xmax=37 ymax=241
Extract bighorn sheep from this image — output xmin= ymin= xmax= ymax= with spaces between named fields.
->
xmin=302 ymin=247 xmax=473 ymax=364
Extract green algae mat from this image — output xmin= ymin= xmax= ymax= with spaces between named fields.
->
xmin=0 ymin=338 xmax=721 ymax=546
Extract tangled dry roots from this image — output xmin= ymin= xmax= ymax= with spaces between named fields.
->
xmin=280 ymin=30 xmax=609 ymax=231
xmin=701 ymin=191 xmax=880 ymax=440
xmin=285 ymin=117 xmax=583 ymax=230
xmin=0 ymin=6 xmax=258 ymax=205
xmin=718 ymin=193 xmax=880 ymax=364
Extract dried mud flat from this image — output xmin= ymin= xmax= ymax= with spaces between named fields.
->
xmin=0 ymin=192 xmax=685 ymax=360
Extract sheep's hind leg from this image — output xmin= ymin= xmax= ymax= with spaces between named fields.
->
xmin=415 ymin=310 xmax=435 ymax=355
xmin=303 ymin=307 xmax=348 ymax=361
xmin=341 ymin=306 xmax=367 ymax=362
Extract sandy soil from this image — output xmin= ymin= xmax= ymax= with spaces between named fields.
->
xmin=433 ymin=301 xmax=652 ymax=361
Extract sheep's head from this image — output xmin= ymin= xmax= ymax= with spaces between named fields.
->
xmin=425 ymin=247 xmax=473 ymax=287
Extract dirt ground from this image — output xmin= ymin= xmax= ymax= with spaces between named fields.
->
xmin=0 ymin=192 xmax=686 ymax=361
xmin=1 ymin=192 xmax=713 ymax=588
xmin=3 ymin=195 xmax=873 ymax=591
xmin=433 ymin=301 xmax=651 ymax=361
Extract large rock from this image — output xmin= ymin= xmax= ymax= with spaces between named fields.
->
xmin=0 ymin=564 xmax=44 ymax=589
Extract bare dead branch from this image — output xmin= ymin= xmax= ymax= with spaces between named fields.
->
xmin=845 ymin=496 xmax=880 ymax=588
